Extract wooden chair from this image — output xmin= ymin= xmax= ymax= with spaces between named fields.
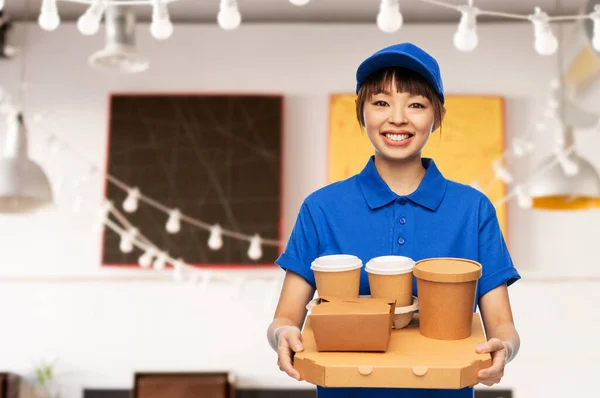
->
xmin=133 ymin=372 xmax=235 ymax=398
xmin=0 ymin=373 xmax=19 ymax=398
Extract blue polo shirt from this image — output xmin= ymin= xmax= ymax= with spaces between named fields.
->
xmin=275 ymin=156 xmax=521 ymax=398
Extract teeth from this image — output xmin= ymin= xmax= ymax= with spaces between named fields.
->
xmin=385 ymin=133 xmax=411 ymax=141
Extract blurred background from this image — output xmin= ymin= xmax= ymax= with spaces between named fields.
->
xmin=0 ymin=0 xmax=598 ymax=397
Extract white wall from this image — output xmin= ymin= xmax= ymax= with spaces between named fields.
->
xmin=0 ymin=21 xmax=599 ymax=397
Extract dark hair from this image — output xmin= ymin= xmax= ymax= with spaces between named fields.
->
xmin=355 ymin=67 xmax=444 ymax=134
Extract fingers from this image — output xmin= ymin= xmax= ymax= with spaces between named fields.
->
xmin=480 ymin=377 xmax=501 ymax=387
xmin=476 ymin=338 xmax=505 ymax=354
xmin=287 ymin=333 xmax=304 ymax=353
xmin=277 ymin=344 xmax=300 ymax=380
xmin=276 ymin=330 xmax=304 ymax=381
xmin=478 ymin=348 xmax=507 ymax=384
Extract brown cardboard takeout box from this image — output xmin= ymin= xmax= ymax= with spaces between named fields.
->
xmin=310 ymin=297 xmax=395 ymax=352
xmin=294 ymin=311 xmax=492 ymax=389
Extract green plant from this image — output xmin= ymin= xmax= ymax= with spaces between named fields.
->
xmin=34 ymin=359 xmax=58 ymax=398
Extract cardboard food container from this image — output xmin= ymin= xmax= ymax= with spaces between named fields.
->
xmin=309 ymin=297 xmax=395 ymax=352
xmin=294 ymin=312 xmax=492 ymax=389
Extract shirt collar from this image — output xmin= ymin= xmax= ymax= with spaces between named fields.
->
xmin=357 ymin=156 xmax=447 ymax=211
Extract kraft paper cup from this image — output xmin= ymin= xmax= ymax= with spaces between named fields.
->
xmin=310 ymin=254 xmax=362 ymax=299
xmin=366 ymin=256 xmax=415 ymax=307
xmin=414 ymin=258 xmax=482 ymax=340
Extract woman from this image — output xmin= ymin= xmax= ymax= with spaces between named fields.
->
xmin=267 ymin=42 xmax=521 ymax=398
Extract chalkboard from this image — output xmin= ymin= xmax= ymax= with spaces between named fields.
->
xmin=102 ymin=94 xmax=283 ymax=267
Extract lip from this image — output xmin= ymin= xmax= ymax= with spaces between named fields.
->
xmin=381 ymin=131 xmax=415 ymax=147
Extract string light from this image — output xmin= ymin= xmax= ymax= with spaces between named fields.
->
xmin=591 ymin=5 xmax=600 ymax=52
xmin=122 ymin=187 xmax=140 ymax=213
xmin=35 ymin=0 xmax=594 ymax=52
xmin=165 ymin=209 xmax=181 ymax=234
xmin=377 ymin=0 xmax=403 ymax=34
xmin=514 ymin=186 xmax=533 ymax=209
xmin=77 ymin=0 xmax=105 ymax=36
xmin=38 ymin=0 xmax=60 ymax=32
xmin=119 ymin=227 xmax=138 ymax=253
xmin=150 ymin=0 xmax=174 ymax=40
xmin=530 ymin=7 xmax=558 ymax=56
xmin=247 ymin=234 xmax=263 ymax=261
xmin=453 ymin=2 xmax=479 ymax=52
xmin=555 ymin=148 xmax=580 ymax=176
xmin=152 ymin=251 xmax=168 ymax=270
xmin=512 ymin=138 xmax=534 ymax=158
xmin=492 ymin=160 xmax=514 ymax=184
xmin=217 ymin=0 xmax=241 ymax=30
xmin=289 ymin=0 xmax=311 ymax=6
xmin=208 ymin=224 xmax=224 ymax=250
xmin=138 ymin=247 xmax=156 ymax=268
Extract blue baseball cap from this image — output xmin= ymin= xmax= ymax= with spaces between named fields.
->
xmin=355 ymin=43 xmax=445 ymax=104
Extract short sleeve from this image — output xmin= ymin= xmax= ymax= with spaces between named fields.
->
xmin=275 ymin=201 xmax=319 ymax=288
xmin=477 ymin=197 xmax=521 ymax=298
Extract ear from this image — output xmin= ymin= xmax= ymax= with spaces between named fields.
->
xmin=432 ymin=106 xmax=446 ymax=132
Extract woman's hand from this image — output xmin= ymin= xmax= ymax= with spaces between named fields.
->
xmin=476 ymin=337 xmax=509 ymax=386
xmin=276 ymin=325 xmax=304 ymax=380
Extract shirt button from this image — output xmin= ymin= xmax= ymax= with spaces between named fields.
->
xmin=398 ymin=237 xmax=405 ymax=245
xmin=398 ymin=199 xmax=407 ymax=205
xmin=399 ymin=217 xmax=406 ymax=225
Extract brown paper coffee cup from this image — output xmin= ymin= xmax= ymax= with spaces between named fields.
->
xmin=366 ymin=256 xmax=415 ymax=307
xmin=311 ymin=254 xmax=362 ymax=299
xmin=414 ymin=258 xmax=482 ymax=340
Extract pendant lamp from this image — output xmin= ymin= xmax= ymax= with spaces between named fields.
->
xmin=0 ymin=112 xmax=53 ymax=213
xmin=529 ymin=126 xmax=600 ymax=210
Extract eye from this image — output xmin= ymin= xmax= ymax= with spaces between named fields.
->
xmin=409 ymin=103 xmax=425 ymax=109
xmin=373 ymin=100 xmax=389 ymax=107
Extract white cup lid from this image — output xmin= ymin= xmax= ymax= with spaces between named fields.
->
xmin=366 ymin=255 xmax=415 ymax=275
xmin=310 ymin=254 xmax=363 ymax=272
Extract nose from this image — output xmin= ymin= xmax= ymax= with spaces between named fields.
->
xmin=388 ymin=105 xmax=408 ymax=126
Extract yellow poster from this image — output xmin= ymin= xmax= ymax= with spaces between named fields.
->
xmin=327 ymin=94 xmax=507 ymax=238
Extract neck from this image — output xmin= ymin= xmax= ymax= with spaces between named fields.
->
xmin=374 ymin=155 xmax=426 ymax=196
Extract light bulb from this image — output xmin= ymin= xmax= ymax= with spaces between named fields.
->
xmin=514 ymin=186 xmax=532 ymax=209
xmin=153 ymin=252 xmax=168 ymax=270
xmin=38 ymin=0 xmax=60 ymax=31
xmin=77 ymin=0 xmax=105 ymax=35
xmin=138 ymin=248 xmax=156 ymax=268
xmin=531 ymin=7 xmax=557 ymax=56
xmin=172 ymin=258 xmax=186 ymax=282
xmin=38 ymin=12 xmax=60 ymax=31
xmin=247 ymin=234 xmax=262 ymax=260
xmin=218 ymin=1 xmax=241 ymax=30
xmin=119 ymin=228 xmax=138 ymax=253
xmin=492 ymin=160 xmax=513 ymax=184
xmin=95 ymin=200 xmax=113 ymax=232
xmin=453 ymin=29 xmax=478 ymax=52
xmin=166 ymin=209 xmax=181 ymax=234
xmin=77 ymin=15 xmax=100 ymax=36
xmin=150 ymin=0 xmax=173 ymax=39
xmin=591 ymin=6 xmax=600 ymax=51
xmin=376 ymin=1 xmax=402 ymax=33
xmin=557 ymin=151 xmax=579 ymax=176
xmin=289 ymin=0 xmax=310 ymax=5
xmin=150 ymin=19 xmax=173 ymax=40
xmin=453 ymin=6 xmax=478 ymax=52
xmin=208 ymin=224 xmax=223 ymax=250
xmin=535 ymin=34 xmax=558 ymax=56
xmin=123 ymin=187 xmax=140 ymax=213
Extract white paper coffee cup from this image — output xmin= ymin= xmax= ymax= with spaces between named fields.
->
xmin=311 ymin=254 xmax=362 ymax=299
xmin=366 ymin=256 xmax=415 ymax=307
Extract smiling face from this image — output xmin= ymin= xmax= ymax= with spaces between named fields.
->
xmin=355 ymin=67 xmax=445 ymax=163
